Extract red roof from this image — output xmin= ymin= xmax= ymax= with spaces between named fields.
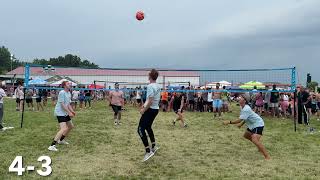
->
xmin=6 ymin=67 xmax=199 ymax=77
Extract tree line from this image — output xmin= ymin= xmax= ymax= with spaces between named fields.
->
xmin=0 ymin=46 xmax=99 ymax=74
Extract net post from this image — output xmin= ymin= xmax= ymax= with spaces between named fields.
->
xmin=21 ymin=64 xmax=30 ymax=128
xmin=291 ymin=67 xmax=297 ymax=132
xmin=294 ymin=90 xmax=297 ymax=132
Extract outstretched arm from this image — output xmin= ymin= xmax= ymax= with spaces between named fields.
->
xmin=223 ymin=119 xmax=244 ymax=127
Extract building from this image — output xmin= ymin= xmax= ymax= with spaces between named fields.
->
xmin=5 ymin=66 xmax=200 ymax=88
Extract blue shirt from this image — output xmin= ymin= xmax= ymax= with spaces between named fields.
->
xmin=146 ymin=83 xmax=161 ymax=109
xmin=54 ymin=90 xmax=71 ymax=116
xmin=239 ymin=105 xmax=264 ymax=130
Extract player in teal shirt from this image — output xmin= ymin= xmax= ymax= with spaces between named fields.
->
xmin=224 ymin=95 xmax=270 ymax=160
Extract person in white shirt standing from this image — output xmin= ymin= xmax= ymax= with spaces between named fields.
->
xmin=137 ymin=69 xmax=161 ymax=162
xmin=0 ymin=81 xmax=7 ymax=131
xmin=71 ymin=89 xmax=80 ymax=110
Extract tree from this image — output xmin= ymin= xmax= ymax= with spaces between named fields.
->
xmin=307 ymin=81 xmax=318 ymax=91
xmin=32 ymin=54 xmax=99 ymax=68
xmin=0 ymin=46 xmax=11 ymax=74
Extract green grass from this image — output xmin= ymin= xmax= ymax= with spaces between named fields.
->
xmin=1 ymin=98 xmax=320 ymax=180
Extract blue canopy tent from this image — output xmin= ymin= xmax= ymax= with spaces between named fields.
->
xmin=28 ymin=77 xmax=47 ymax=85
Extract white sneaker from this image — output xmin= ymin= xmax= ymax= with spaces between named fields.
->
xmin=58 ymin=140 xmax=69 ymax=145
xmin=151 ymin=146 xmax=160 ymax=154
xmin=48 ymin=145 xmax=58 ymax=151
xmin=142 ymin=152 xmax=154 ymax=162
xmin=114 ymin=121 xmax=118 ymax=126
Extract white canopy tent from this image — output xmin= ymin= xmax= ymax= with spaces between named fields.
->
xmin=50 ymin=79 xmax=77 ymax=86
xmin=206 ymin=80 xmax=232 ymax=88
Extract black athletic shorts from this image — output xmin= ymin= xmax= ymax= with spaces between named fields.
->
xmin=137 ymin=99 xmax=142 ymax=104
xmin=111 ymin=105 xmax=122 ymax=114
xmin=188 ymin=100 xmax=194 ymax=105
xmin=247 ymin=126 xmax=264 ymax=135
xmin=207 ymin=101 xmax=213 ymax=106
xmin=36 ymin=98 xmax=41 ymax=103
xmin=16 ymin=98 xmax=20 ymax=103
xmin=305 ymin=102 xmax=312 ymax=109
xmin=57 ymin=116 xmax=71 ymax=123
xmin=26 ymin=98 xmax=33 ymax=103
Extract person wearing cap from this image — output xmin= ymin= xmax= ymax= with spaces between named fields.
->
xmin=223 ymin=95 xmax=270 ymax=160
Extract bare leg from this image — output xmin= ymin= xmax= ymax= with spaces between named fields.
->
xmin=64 ymin=121 xmax=74 ymax=137
xmin=177 ymin=112 xmax=186 ymax=127
xmin=53 ymin=123 xmax=68 ymax=141
xmin=251 ymin=134 xmax=270 ymax=160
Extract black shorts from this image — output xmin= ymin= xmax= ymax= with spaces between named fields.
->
xmin=111 ymin=105 xmax=122 ymax=114
xmin=16 ymin=98 xmax=21 ymax=103
xmin=57 ymin=116 xmax=71 ymax=123
xmin=247 ymin=126 xmax=264 ymax=135
xmin=137 ymin=99 xmax=142 ymax=104
xmin=36 ymin=98 xmax=41 ymax=103
xmin=203 ymin=100 xmax=208 ymax=105
xmin=207 ymin=101 xmax=213 ymax=106
xmin=26 ymin=98 xmax=33 ymax=103
xmin=188 ymin=100 xmax=194 ymax=105
xmin=305 ymin=102 xmax=312 ymax=109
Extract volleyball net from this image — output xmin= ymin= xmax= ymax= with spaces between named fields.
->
xmin=22 ymin=64 xmax=296 ymax=93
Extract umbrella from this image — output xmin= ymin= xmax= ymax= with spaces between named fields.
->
xmin=51 ymin=79 xmax=77 ymax=86
xmin=239 ymin=81 xmax=265 ymax=89
xmin=29 ymin=77 xmax=47 ymax=85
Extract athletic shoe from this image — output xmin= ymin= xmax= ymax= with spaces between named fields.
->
xmin=48 ymin=145 xmax=58 ymax=152
xmin=58 ymin=140 xmax=69 ymax=145
xmin=142 ymin=152 xmax=155 ymax=162
xmin=172 ymin=120 xmax=176 ymax=126
xmin=114 ymin=121 xmax=118 ymax=126
xmin=184 ymin=124 xmax=188 ymax=128
xmin=317 ymin=118 xmax=320 ymax=121
xmin=0 ymin=128 xmax=5 ymax=132
xmin=151 ymin=146 xmax=160 ymax=154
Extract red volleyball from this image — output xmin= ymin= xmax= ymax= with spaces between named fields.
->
xmin=136 ymin=11 xmax=145 ymax=21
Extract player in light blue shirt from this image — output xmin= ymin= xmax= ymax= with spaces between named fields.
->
xmin=224 ymin=95 xmax=270 ymax=160
xmin=48 ymin=81 xmax=76 ymax=152
xmin=137 ymin=69 xmax=161 ymax=162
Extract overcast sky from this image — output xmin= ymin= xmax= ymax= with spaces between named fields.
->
xmin=1 ymin=0 xmax=319 ymax=83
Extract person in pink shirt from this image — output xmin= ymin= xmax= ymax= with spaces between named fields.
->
xmin=280 ymin=93 xmax=289 ymax=117
xmin=255 ymin=92 xmax=264 ymax=115
xmin=107 ymin=83 xmax=124 ymax=126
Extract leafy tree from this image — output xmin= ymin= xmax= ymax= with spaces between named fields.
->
xmin=32 ymin=54 xmax=99 ymax=68
xmin=307 ymin=81 xmax=318 ymax=91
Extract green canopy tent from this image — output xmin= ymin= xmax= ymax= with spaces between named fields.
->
xmin=239 ymin=81 xmax=265 ymax=89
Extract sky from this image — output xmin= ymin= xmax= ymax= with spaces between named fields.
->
xmin=1 ymin=0 xmax=319 ymax=84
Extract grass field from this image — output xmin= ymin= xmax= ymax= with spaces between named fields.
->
xmin=1 ymin=98 xmax=320 ymax=180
